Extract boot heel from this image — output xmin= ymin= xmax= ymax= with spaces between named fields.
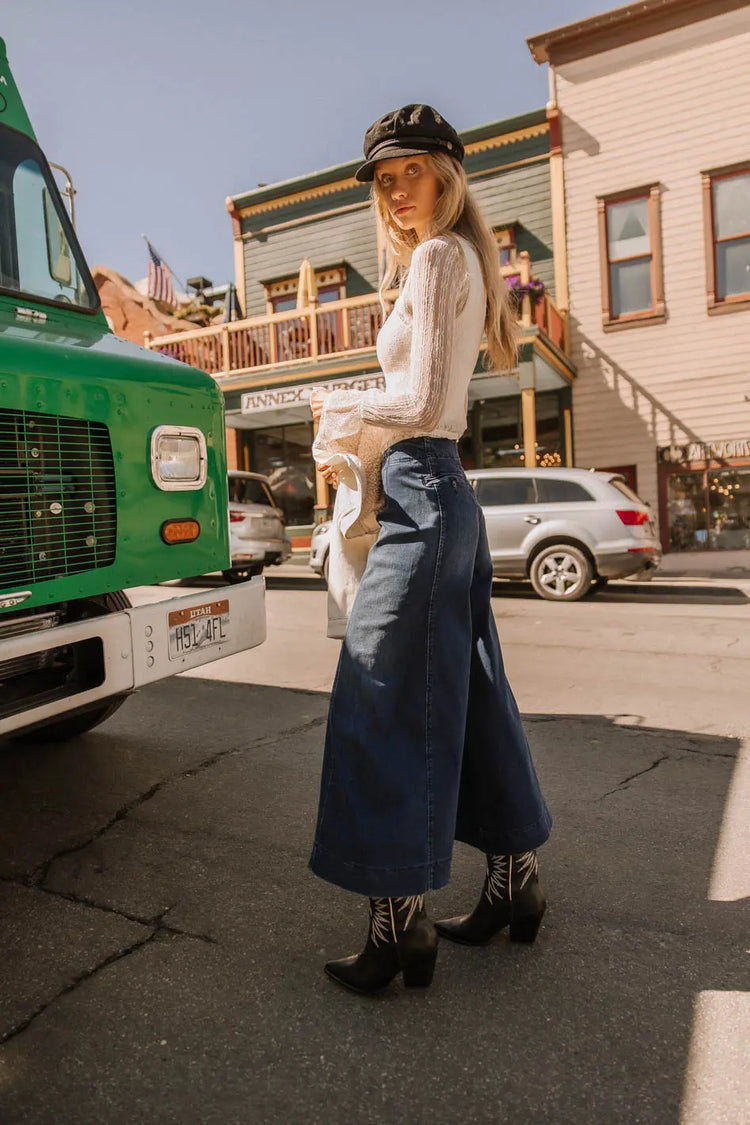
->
xmin=401 ymin=948 xmax=438 ymax=988
xmin=509 ymin=906 xmax=545 ymax=944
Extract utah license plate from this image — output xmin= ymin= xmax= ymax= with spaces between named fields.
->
xmin=168 ymin=599 xmax=229 ymax=661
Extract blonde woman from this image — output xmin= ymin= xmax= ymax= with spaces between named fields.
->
xmin=309 ymin=105 xmax=551 ymax=995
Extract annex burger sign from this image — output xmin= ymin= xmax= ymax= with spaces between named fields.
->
xmin=660 ymin=439 xmax=750 ymax=464
xmin=241 ymin=373 xmax=385 ymax=415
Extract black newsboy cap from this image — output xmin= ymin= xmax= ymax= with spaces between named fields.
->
xmin=355 ymin=104 xmax=464 ymax=183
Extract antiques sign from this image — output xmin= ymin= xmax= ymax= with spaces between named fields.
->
xmin=241 ymin=373 xmax=385 ymax=415
xmin=660 ymin=439 xmax=750 ymax=464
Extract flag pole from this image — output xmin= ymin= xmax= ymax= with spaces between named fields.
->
xmin=141 ymin=234 xmax=188 ymax=293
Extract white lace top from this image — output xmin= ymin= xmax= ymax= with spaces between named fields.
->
xmin=315 ymin=233 xmax=486 ymax=448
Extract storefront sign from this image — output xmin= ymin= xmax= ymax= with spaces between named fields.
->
xmin=660 ymin=439 xmax=750 ymax=464
xmin=241 ymin=373 xmax=385 ymax=415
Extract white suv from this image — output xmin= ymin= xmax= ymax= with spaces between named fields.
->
xmin=468 ymin=467 xmax=661 ymax=600
xmin=309 ymin=467 xmax=661 ymax=602
xmin=224 ymin=471 xmax=291 ymax=583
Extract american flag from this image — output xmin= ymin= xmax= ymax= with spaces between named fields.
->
xmin=146 ymin=239 xmax=175 ymax=306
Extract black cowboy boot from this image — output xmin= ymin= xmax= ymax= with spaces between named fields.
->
xmin=435 ymin=851 xmax=546 ymax=946
xmin=325 ymin=895 xmax=438 ymax=994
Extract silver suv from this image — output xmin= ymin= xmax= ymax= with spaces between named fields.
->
xmin=225 ymin=471 xmax=291 ymax=583
xmin=309 ymin=467 xmax=661 ymax=602
xmin=467 ymin=467 xmax=661 ymax=600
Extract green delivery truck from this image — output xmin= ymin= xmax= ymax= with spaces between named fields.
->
xmin=0 ymin=39 xmax=266 ymax=740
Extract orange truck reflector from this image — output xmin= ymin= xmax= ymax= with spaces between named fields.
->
xmin=161 ymin=519 xmax=200 ymax=544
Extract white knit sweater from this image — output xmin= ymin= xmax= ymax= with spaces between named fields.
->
xmin=312 ymin=232 xmax=487 ymax=637
xmin=317 ymin=233 xmax=486 ymax=444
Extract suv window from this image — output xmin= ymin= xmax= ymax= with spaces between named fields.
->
xmin=228 ymin=476 xmax=275 ymax=507
xmin=609 ymin=478 xmax=643 ymax=505
xmin=535 ymin=478 xmax=595 ymax=503
xmin=476 ymin=477 xmax=536 ymax=506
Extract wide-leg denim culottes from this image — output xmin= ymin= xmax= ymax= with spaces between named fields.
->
xmin=310 ymin=437 xmax=552 ymax=897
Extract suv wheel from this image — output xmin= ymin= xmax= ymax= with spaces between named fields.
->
xmin=529 ymin=544 xmax=593 ymax=602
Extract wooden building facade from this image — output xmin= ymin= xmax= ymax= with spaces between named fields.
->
xmin=529 ymin=0 xmax=750 ymax=560
xmin=147 ymin=109 xmax=574 ymax=540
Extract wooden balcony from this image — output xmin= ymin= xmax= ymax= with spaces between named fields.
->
xmin=145 ymin=291 xmax=395 ymax=377
xmin=144 ymin=254 xmax=568 ymax=378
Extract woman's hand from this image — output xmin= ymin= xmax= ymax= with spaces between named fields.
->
xmin=310 ymin=388 xmax=338 ymax=485
xmin=320 ymin=463 xmax=339 ymax=488
xmin=309 ymin=386 xmax=332 ymax=422
xmin=311 ymin=388 xmax=337 ymax=485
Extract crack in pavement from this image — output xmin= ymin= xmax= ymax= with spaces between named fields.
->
xmin=0 ymin=927 xmax=157 ymax=1046
xmin=599 ymin=754 xmax=672 ymax=799
xmin=0 ymin=711 xmax=329 ymax=1045
xmin=25 ymin=712 xmax=327 ymax=888
xmin=0 ymin=876 xmax=218 ymax=945
xmin=0 ymin=904 xmax=221 ymax=1046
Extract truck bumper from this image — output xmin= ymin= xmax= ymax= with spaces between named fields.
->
xmin=0 ymin=580 xmax=266 ymax=737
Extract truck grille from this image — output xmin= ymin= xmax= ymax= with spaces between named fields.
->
xmin=0 ymin=408 xmax=117 ymax=589
xmin=0 ymin=610 xmax=59 ymax=680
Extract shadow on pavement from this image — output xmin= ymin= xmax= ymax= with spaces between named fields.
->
xmin=167 ymin=573 xmax=328 ymax=593
xmin=0 ymin=678 xmax=745 ymax=1123
xmin=490 ymin=579 xmax=750 ymax=605
xmin=265 ymin=574 xmax=327 ymax=592
xmin=168 ymin=573 xmax=749 ymax=604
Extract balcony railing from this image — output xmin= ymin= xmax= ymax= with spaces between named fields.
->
xmin=144 ymin=255 xmax=567 ymax=376
xmin=532 ymin=290 xmax=566 ymax=352
xmin=145 ymin=291 xmax=395 ymax=377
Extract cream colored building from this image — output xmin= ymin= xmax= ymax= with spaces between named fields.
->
xmin=529 ymin=0 xmax=750 ymax=560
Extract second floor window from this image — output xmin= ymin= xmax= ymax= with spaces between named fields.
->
xmin=264 ymin=270 xmax=347 ymax=363
xmin=270 ymin=293 xmax=297 ymax=315
xmin=270 ymin=282 xmax=343 ymax=314
xmin=495 ymin=227 xmax=517 ymax=268
xmin=598 ymin=186 xmax=664 ymax=327
xmin=710 ymin=169 xmax=750 ymax=300
xmin=606 ymin=195 xmax=652 ymax=316
xmin=266 ymin=265 xmax=346 ymax=327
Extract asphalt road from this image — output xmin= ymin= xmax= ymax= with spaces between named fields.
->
xmin=1 ymin=581 xmax=748 ymax=1124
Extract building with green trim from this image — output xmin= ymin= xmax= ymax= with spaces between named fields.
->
xmin=148 ymin=108 xmax=575 ymax=542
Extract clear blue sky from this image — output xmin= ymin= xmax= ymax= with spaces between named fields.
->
xmin=3 ymin=0 xmax=607 ymax=290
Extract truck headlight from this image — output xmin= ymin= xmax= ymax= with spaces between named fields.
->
xmin=150 ymin=426 xmax=207 ymax=491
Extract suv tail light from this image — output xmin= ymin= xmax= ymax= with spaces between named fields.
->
xmin=229 ymin=509 xmax=244 ymax=523
xmin=617 ymin=509 xmax=649 ymax=526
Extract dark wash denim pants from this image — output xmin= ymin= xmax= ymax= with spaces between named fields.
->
xmin=309 ymin=437 xmax=552 ymax=897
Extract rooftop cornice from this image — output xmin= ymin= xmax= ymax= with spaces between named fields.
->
xmin=527 ymin=0 xmax=750 ymax=65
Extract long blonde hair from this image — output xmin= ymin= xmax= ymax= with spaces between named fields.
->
xmin=372 ymin=152 xmax=518 ymax=373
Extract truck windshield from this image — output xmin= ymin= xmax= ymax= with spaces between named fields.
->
xmin=0 ymin=125 xmax=98 ymax=310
